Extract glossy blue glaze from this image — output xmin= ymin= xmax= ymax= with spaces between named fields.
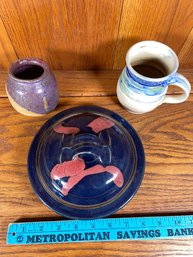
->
xmin=124 ymin=67 xmax=176 ymax=96
xmin=28 ymin=106 xmax=145 ymax=219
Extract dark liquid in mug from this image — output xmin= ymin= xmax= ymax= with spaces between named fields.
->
xmin=13 ymin=64 xmax=44 ymax=80
xmin=132 ymin=59 xmax=168 ymax=78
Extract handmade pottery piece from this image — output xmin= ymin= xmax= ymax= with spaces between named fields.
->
xmin=6 ymin=58 xmax=59 ymax=116
xmin=28 ymin=106 xmax=145 ymax=219
xmin=117 ymin=41 xmax=191 ymax=114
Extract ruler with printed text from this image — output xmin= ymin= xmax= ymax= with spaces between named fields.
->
xmin=7 ymin=215 xmax=193 ymax=245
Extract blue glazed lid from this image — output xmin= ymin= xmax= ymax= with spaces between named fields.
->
xmin=28 ymin=106 xmax=145 ymax=219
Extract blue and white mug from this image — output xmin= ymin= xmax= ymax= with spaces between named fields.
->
xmin=117 ymin=41 xmax=191 ymax=114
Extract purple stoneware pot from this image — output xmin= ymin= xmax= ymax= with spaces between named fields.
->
xmin=6 ymin=58 xmax=59 ymax=116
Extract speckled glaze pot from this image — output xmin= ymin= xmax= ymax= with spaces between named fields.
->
xmin=6 ymin=58 xmax=59 ymax=116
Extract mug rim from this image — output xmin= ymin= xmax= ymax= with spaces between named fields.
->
xmin=126 ymin=40 xmax=179 ymax=82
xmin=8 ymin=58 xmax=49 ymax=83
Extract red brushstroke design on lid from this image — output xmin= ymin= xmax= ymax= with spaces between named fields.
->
xmin=87 ymin=117 xmax=114 ymax=133
xmin=54 ymin=124 xmax=80 ymax=134
xmin=51 ymin=157 xmax=85 ymax=179
xmin=51 ymin=157 xmax=123 ymax=196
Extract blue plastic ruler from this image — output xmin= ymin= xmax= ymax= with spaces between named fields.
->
xmin=7 ymin=215 xmax=193 ymax=245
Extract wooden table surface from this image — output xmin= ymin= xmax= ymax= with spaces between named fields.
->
xmin=1 ymin=70 xmax=193 ymax=256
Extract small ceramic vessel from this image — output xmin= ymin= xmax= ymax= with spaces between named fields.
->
xmin=6 ymin=58 xmax=59 ymax=116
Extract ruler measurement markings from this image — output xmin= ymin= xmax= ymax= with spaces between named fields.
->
xmin=8 ymin=224 xmax=193 ymax=233
xmin=10 ymin=221 xmax=192 ymax=229
xmin=8 ymin=225 xmax=191 ymax=234
xmin=7 ymin=215 xmax=193 ymax=245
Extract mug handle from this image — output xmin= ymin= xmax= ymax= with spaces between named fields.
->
xmin=163 ymin=73 xmax=191 ymax=104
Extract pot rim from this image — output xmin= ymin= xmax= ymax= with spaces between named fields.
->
xmin=8 ymin=58 xmax=50 ymax=83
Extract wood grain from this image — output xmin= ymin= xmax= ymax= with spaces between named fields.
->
xmin=163 ymin=0 xmax=193 ymax=57
xmin=113 ymin=0 xmax=193 ymax=69
xmin=1 ymin=70 xmax=193 ymax=256
xmin=178 ymin=28 xmax=193 ymax=68
xmin=0 ymin=17 xmax=17 ymax=69
xmin=0 ymin=69 xmax=192 ymax=98
xmin=0 ymin=0 xmax=192 ymax=70
xmin=0 ymin=0 xmax=122 ymax=70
